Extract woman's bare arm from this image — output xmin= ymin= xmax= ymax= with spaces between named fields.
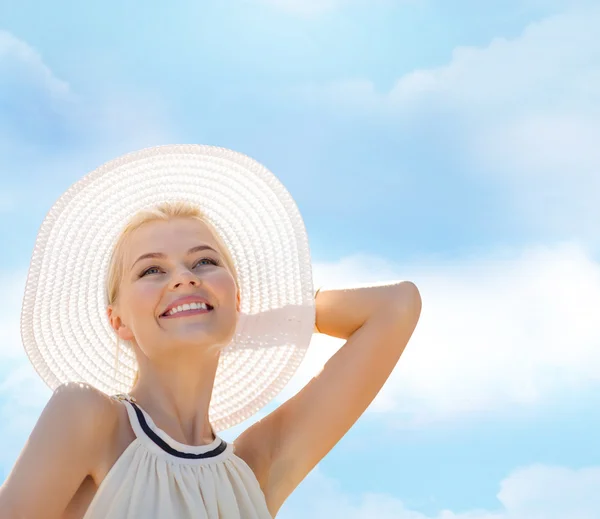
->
xmin=0 ymin=383 xmax=115 ymax=519
xmin=236 ymin=281 xmax=421 ymax=514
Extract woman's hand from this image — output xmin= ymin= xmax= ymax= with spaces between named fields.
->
xmin=235 ymin=281 xmax=422 ymax=516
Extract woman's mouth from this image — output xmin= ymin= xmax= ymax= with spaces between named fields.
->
xmin=160 ymin=302 xmax=214 ymax=318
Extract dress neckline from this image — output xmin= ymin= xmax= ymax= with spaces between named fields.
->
xmin=113 ymin=393 xmax=228 ymax=460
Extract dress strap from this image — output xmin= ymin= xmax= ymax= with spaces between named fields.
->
xmin=112 ymin=394 xmax=228 ymax=460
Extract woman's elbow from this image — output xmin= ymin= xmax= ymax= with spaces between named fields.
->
xmin=391 ymin=281 xmax=422 ymax=324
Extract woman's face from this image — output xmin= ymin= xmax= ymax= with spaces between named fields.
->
xmin=108 ymin=218 xmax=240 ymax=361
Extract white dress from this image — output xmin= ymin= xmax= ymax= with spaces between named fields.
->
xmin=82 ymin=396 xmax=272 ymax=519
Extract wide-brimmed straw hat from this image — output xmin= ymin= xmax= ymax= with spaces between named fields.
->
xmin=20 ymin=144 xmax=315 ymax=431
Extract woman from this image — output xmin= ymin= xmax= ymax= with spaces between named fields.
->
xmin=0 ymin=145 xmax=421 ymax=518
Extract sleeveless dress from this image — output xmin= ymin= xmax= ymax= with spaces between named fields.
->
xmin=82 ymin=395 xmax=272 ymax=519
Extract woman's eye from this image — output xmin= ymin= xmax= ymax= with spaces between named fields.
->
xmin=195 ymin=257 xmax=219 ymax=267
xmin=140 ymin=266 xmax=161 ymax=277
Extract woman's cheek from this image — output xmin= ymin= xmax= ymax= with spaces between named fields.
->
xmin=135 ymin=283 xmax=163 ymax=312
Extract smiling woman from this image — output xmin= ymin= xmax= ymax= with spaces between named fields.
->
xmin=0 ymin=145 xmax=421 ymax=519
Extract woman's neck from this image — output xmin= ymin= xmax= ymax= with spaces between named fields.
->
xmin=129 ymin=351 xmax=220 ymax=446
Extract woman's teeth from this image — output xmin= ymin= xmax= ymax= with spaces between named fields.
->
xmin=165 ymin=302 xmax=210 ymax=316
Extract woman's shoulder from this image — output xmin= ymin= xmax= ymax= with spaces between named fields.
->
xmin=44 ymin=383 xmax=131 ymax=479
xmin=50 ymin=382 xmax=119 ymax=418
xmin=46 ymin=382 xmax=123 ymax=443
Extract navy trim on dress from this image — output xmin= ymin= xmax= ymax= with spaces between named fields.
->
xmin=130 ymin=402 xmax=227 ymax=459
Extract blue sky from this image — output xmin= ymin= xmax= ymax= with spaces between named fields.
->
xmin=2 ymin=0 xmax=600 ymax=517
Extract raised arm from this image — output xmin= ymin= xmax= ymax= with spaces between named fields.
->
xmin=236 ymin=281 xmax=422 ymax=514
xmin=0 ymin=383 xmax=115 ymax=519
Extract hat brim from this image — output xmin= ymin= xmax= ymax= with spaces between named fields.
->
xmin=20 ymin=145 xmax=315 ymax=431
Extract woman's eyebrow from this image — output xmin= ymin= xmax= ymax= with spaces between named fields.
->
xmin=130 ymin=245 xmax=219 ymax=270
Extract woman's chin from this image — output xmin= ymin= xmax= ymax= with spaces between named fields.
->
xmin=165 ymin=329 xmax=235 ymax=352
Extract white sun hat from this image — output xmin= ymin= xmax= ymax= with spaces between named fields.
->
xmin=20 ymin=144 xmax=315 ymax=431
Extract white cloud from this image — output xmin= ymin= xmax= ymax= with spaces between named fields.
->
xmin=305 ymin=6 xmax=600 ymax=116
xmin=281 ymin=464 xmax=600 ymax=519
xmin=0 ymin=31 xmax=74 ymax=155
xmin=297 ymin=5 xmax=600 ymax=243
xmin=281 ymin=243 xmax=600 ymax=424
xmin=0 ymin=31 xmax=70 ymax=97
xmin=0 ymin=30 xmax=174 ymax=182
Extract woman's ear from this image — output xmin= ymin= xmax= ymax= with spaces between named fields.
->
xmin=236 ymin=291 xmax=241 ymax=313
xmin=107 ymin=305 xmax=134 ymax=341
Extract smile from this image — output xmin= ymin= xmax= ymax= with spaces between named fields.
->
xmin=161 ymin=302 xmax=213 ymax=318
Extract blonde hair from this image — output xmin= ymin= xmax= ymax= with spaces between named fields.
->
xmin=107 ymin=201 xmax=239 ymax=388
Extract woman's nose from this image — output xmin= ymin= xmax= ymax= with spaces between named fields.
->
xmin=171 ymin=270 xmax=201 ymax=289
